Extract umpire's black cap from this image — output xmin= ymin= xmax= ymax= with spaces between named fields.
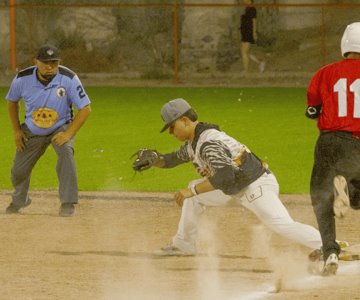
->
xmin=36 ymin=44 xmax=60 ymax=62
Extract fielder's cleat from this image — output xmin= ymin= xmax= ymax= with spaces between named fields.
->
xmin=322 ymin=253 xmax=339 ymax=276
xmin=307 ymin=248 xmax=324 ymax=275
xmin=5 ymin=197 xmax=32 ymax=214
xmin=308 ymin=248 xmax=323 ymax=262
xmin=59 ymin=203 xmax=75 ymax=217
xmin=333 ymin=175 xmax=350 ymax=218
xmin=154 ymin=244 xmax=195 ymax=257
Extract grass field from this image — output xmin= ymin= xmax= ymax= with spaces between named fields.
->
xmin=0 ymin=86 xmax=318 ymax=193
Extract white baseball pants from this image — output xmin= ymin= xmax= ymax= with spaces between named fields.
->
xmin=172 ymin=172 xmax=322 ymax=253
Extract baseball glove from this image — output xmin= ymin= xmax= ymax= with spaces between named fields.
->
xmin=132 ymin=148 xmax=162 ymax=172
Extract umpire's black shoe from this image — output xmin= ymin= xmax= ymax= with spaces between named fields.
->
xmin=5 ymin=203 xmax=21 ymax=214
xmin=59 ymin=203 xmax=75 ymax=217
xmin=5 ymin=198 xmax=32 ymax=214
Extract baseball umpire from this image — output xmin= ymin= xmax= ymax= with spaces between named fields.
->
xmin=133 ymin=98 xmax=322 ymax=257
xmin=5 ymin=44 xmax=91 ymax=217
xmin=306 ymin=22 xmax=360 ymax=275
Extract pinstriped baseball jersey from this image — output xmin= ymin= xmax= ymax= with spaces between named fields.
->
xmin=163 ymin=122 xmax=267 ymax=194
xmin=6 ymin=65 xmax=90 ymax=136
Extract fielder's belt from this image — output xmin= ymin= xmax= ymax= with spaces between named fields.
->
xmin=233 ymin=150 xmax=271 ymax=174
xmin=32 ymin=107 xmax=58 ymax=128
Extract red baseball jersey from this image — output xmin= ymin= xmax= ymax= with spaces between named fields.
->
xmin=307 ymin=59 xmax=360 ymax=131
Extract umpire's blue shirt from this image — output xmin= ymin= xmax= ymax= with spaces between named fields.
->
xmin=6 ymin=65 xmax=91 ymax=136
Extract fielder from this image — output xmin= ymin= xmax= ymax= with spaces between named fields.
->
xmin=5 ymin=44 xmax=91 ymax=217
xmin=133 ymin=98 xmax=323 ymax=258
xmin=306 ymin=22 xmax=360 ymax=275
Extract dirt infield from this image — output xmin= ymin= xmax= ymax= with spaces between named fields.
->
xmin=0 ymin=190 xmax=359 ymax=300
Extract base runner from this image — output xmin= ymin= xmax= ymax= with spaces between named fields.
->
xmin=306 ymin=22 xmax=360 ymax=275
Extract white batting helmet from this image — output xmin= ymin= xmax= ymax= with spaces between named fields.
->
xmin=341 ymin=22 xmax=360 ymax=57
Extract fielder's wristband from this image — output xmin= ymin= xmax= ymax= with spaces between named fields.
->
xmin=190 ymin=184 xmax=198 ymax=196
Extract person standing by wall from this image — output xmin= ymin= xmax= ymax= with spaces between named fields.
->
xmin=5 ymin=44 xmax=91 ymax=217
xmin=239 ymin=0 xmax=265 ymax=73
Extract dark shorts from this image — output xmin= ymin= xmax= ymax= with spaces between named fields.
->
xmin=241 ymin=29 xmax=255 ymax=44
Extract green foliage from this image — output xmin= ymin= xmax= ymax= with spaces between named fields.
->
xmin=0 ymin=86 xmax=318 ymax=194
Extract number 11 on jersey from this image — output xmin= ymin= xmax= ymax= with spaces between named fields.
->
xmin=334 ymin=78 xmax=360 ymax=118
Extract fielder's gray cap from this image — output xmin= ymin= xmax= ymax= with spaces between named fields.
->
xmin=36 ymin=44 xmax=60 ymax=61
xmin=160 ymin=98 xmax=192 ymax=132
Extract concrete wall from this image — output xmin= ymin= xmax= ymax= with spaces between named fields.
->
xmin=277 ymin=0 xmax=321 ymax=29
xmin=0 ymin=1 xmax=346 ymax=75
xmin=181 ymin=4 xmax=236 ymax=72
